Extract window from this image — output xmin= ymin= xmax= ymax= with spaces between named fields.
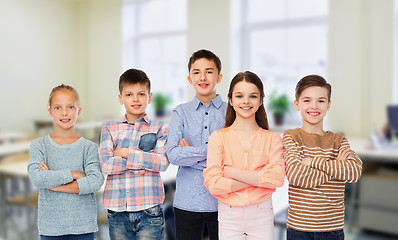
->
xmin=231 ymin=0 xmax=328 ymax=125
xmin=122 ymin=0 xmax=187 ymax=116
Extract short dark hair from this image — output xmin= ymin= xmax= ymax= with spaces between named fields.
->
xmin=295 ymin=74 xmax=331 ymax=101
xmin=225 ymin=71 xmax=269 ymax=130
xmin=188 ymin=49 xmax=222 ymax=74
xmin=119 ymin=69 xmax=151 ymax=93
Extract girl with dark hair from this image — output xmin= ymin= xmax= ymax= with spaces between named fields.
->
xmin=204 ymin=71 xmax=285 ymax=239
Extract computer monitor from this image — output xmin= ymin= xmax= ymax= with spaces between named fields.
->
xmin=388 ymin=105 xmax=398 ymax=135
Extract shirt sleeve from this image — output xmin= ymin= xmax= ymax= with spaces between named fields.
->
xmin=257 ymin=133 xmax=285 ymax=189
xmin=310 ymin=137 xmax=362 ymax=183
xmin=282 ymin=132 xmax=331 ymax=189
xmin=126 ymin=124 xmax=169 ymax=172
xmin=99 ymin=124 xmax=131 ymax=175
xmin=166 ymin=108 xmax=208 ymax=170
xmin=27 ymin=140 xmax=73 ymax=189
xmin=203 ymin=131 xmax=233 ymax=197
xmin=76 ymin=142 xmax=105 ymax=195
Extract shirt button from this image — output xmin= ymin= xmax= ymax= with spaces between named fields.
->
xmin=197 ymin=161 xmax=200 ymax=163
xmin=205 ymin=142 xmax=208 ymax=144
xmin=204 ymin=126 xmax=207 ymax=129
xmin=205 ymin=112 xmax=208 ymax=115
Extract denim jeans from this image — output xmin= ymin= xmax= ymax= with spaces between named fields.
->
xmin=107 ymin=204 xmax=165 ymax=240
xmin=174 ymin=207 xmax=218 ymax=240
xmin=138 ymin=133 xmax=157 ymax=152
xmin=40 ymin=233 xmax=94 ymax=240
xmin=287 ymin=228 xmax=344 ymax=240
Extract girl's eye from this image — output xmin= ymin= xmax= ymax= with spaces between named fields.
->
xmin=303 ymin=100 xmax=310 ymax=103
xmin=140 ymin=93 xmax=146 ymax=96
xmin=55 ymin=106 xmax=60 ymax=110
xmin=250 ymin=95 xmax=257 ymax=98
xmin=235 ymin=95 xmax=242 ymax=98
xmin=69 ymin=106 xmax=75 ymax=109
xmin=207 ymin=71 xmax=213 ymax=74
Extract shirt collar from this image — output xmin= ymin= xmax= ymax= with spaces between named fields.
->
xmin=193 ymin=94 xmax=223 ymax=110
xmin=119 ymin=114 xmax=150 ymax=125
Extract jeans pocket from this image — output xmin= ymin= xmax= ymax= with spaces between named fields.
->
xmin=107 ymin=209 xmax=118 ymax=217
xmin=144 ymin=205 xmax=164 ymax=225
xmin=144 ymin=205 xmax=163 ymax=217
xmin=138 ymin=133 xmax=157 ymax=152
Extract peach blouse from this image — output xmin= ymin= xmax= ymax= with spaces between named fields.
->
xmin=203 ymin=127 xmax=285 ymax=207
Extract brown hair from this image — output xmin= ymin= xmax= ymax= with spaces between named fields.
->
xmin=188 ymin=49 xmax=222 ymax=74
xmin=48 ymin=84 xmax=80 ymax=107
xmin=225 ymin=71 xmax=269 ymax=130
xmin=119 ymin=69 xmax=151 ymax=94
xmin=295 ymin=75 xmax=331 ymax=101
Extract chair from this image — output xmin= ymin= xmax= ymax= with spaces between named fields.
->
xmin=1 ymin=153 xmax=38 ymax=239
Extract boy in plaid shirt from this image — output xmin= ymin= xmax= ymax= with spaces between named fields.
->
xmin=99 ymin=69 xmax=169 ymax=240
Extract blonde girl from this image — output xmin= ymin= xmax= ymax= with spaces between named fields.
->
xmin=203 ymin=71 xmax=285 ymax=239
xmin=28 ymin=84 xmax=104 ymax=240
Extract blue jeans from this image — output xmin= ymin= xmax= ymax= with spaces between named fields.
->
xmin=40 ymin=233 xmax=94 ymax=240
xmin=107 ymin=204 xmax=165 ymax=240
xmin=287 ymin=228 xmax=344 ymax=240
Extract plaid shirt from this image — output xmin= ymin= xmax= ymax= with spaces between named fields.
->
xmin=99 ymin=115 xmax=169 ymax=212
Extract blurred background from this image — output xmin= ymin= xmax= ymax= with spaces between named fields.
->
xmin=0 ymin=0 xmax=398 ymax=240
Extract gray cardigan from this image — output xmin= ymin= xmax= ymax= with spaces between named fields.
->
xmin=28 ymin=135 xmax=104 ymax=236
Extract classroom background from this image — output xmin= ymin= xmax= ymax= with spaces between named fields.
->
xmin=1 ymin=0 xmax=397 ymax=240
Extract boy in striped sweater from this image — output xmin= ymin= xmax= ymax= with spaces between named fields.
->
xmin=282 ymin=75 xmax=362 ymax=240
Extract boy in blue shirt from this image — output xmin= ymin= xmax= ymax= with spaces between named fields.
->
xmin=166 ymin=49 xmax=227 ymax=240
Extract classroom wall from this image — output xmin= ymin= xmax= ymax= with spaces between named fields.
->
xmin=0 ymin=0 xmax=82 ymax=133
xmin=187 ymin=0 xmax=231 ymax=102
xmin=82 ymin=0 xmax=122 ymax=121
xmin=328 ymin=0 xmax=394 ymax=137
xmin=0 ymin=0 xmax=121 ymax=134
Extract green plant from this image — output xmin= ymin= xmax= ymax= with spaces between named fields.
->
xmin=152 ymin=93 xmax=171 ymax=111
xmin=268 ymin=90 xmax=291 ymax=116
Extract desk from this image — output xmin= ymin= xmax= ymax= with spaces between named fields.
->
xmin=0 ymin=142 xmax=31 ymax=159
xmin=348 ymin=138 xmax=398 ymax=235
xmin=0 ymin=132 xmax=27 ymax=143
xmin=0 ymin=160 xmax=33 ymax=240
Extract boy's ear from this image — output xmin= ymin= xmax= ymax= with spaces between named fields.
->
xmin=217 ymin=74 xmax=223 ymax=84
xmin=78 ymin=107 xmax=82 ymax=116
xmin=118 ymin=94 xmax=123 ymax=105
xmin=48 ymin=108 xmax=53 ymax=117
xmin=327 ymin=100 xmax=331 ymax=111
xmin=294 ymin=100 xmax=299 ymax=111
xmin=187 ymin=76 xmax=193 ymax=85
xmin=148 ymin=92 xmax=153 ymax=104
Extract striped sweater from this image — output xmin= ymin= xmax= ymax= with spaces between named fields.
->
xmin=282 ymin=128 xmax=362 ymax=232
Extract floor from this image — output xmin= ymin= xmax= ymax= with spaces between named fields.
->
xmin=4 ymin=212 xmax=398 ymax=240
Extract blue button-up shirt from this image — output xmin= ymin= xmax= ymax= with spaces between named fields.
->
xmin=166 ymin=95 xmax=227 ymax=212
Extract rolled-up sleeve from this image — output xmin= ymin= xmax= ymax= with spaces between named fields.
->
xmin=203 ymin=131 xmax=233 ymax=197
